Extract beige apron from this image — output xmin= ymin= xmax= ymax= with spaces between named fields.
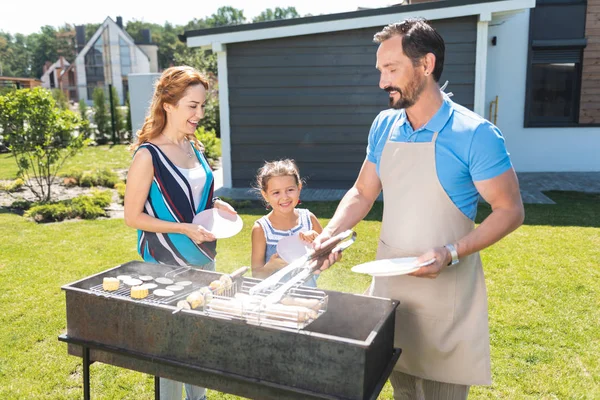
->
xmin=370 ymin=121 xmax=491 ymax=385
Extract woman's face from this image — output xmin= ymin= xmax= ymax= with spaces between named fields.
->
xmin=166 ymin=84 xmax=207 ymax=135
xmin=262 ymin=175 xmax=301 ymax=215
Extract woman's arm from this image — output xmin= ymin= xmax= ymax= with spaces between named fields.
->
xmin=123 ymin=148 xmax=215 ymax=243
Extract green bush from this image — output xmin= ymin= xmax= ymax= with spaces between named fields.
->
xmin=10 ymin=199 xmax=32 ymax=210
xmin=114 ymin=182 xmax=126 ymax=204
xmin=62 ymin=168 xmax=120 ymax=188
xmin=24 ymin=190 xmax=112 ymax=222
xmin=218 ymin=196 xmax=252 ymax=209
xmin=0 ymin=178 xmax=25 ymax=193
xmin=25 ymin=203 xmax=74 ymax=223
xmin=195 ymin=126 xmax=221 ymax=167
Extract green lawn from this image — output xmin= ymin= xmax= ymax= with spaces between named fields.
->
xmin=0 ymin=145 xmax=132 ymax=180
xmin=0 ymin=191 xmax=598 ymax=399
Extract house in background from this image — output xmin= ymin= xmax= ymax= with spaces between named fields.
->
xmin=73 ymin=16 xmax=158 ymax=105
xmin=39 ymin=17 xmax=158 ymax=105
xmin=40 ymin=56 xmax=78 ymax=101
xmin=181 ymin=0 xmax=599 ymax=190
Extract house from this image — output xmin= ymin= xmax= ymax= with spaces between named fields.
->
xmin=42 ymin=17 xmax=158 ymax=105
xmin=40 ymin=56 xmax=78 ymax=101
xmin=181 ymin=0 xmax=599 ymax=190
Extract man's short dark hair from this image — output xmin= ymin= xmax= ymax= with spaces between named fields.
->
xmin=374 ymin=18 xmax=445 ymax=82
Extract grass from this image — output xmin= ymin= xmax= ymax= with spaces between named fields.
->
xmin=0 ymin=191 xmax=598 ymax=399
xmin=0 ymin=145 xmax=132 ymax=180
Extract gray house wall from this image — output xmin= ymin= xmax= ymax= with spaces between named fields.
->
xmin=228 ymin=16 xmax=477 ymax=189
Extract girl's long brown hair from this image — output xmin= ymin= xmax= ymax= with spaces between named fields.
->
xmin=129 ymin=66 xmax=209 ymax=153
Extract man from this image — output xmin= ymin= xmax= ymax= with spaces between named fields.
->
xmin=313 ymin=18 xmax=524 ymax=399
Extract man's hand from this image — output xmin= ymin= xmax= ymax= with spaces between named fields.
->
xmin=310 ymin=231 xmax=343 ymax=274
xmin=408 ymin=246 xmax=452 ymax=279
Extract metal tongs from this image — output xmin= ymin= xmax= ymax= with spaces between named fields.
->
xmin=249 ymin=230 xmax=357 ymax=305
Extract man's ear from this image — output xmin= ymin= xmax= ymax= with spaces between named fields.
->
xmin=423 ymin=53 xmax=436 ymax=77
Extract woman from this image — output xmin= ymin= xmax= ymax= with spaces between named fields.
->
xmin=124 ymin=66 xmax=235 ymax=400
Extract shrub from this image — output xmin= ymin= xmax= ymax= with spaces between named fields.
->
xmin=195 ymin=126 xmax=221 ymax=168
xmin=0 ymin=87 xmax=88 ymax=202
xmin=24 ymin=190 xmax=112 ymax=222
xmin=0 ymin=178 xmax=25 ymax=193
xmin=10 ymin=199 xmax=32 ymax=210
xmin=92 ymin=87 xmax=110 ymax=144
xmin=218 ymin=196 xmax=252 ymax=209
xmin=114 ymin=182 xmax=126 ymax=204
xmin=62 ymin=168 xmax=120 ymax=188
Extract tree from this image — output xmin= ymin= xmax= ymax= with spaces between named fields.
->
xmin=252 ymin=7 xmax=300 ymax=23
xmin=92 ymin=87 xmax=110 ymax=144
xmin=110 ymin=86 xmax=126 ymax=142
xmin=79 ymin=99 xmax=92 ymax=139
xmin=125 ymin=94 xmax=132 ymax=138
xmin=0 ymin=87 xmax=88 ymax=202
xmin=51 ymin=88 xmax=69 ymax=109
xmin=206 ymin=6 xmax=247 ymax=27
xmin=0 ymin=31 xmax=31 ymax=77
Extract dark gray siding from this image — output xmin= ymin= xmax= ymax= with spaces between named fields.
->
xmin=228 ymin=16 xmax=477 ymax=189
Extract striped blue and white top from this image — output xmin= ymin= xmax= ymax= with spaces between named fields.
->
xmin=256 ymin=208 xmax=318 ymax=287
xmin=137 ymin=142 xmax=216 ymax=267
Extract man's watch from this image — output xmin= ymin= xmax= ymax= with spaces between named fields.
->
xmin=444 ymin=244 xmax=459 ymax=266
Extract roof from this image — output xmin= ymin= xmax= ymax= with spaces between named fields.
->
xmin=181 ymin=0 xmax=534 ymax=48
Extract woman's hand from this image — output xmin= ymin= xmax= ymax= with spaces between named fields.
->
xmin=299 ymin=230 xmax=319 ymax=243
xmin=214 ymin=198 xmax=237 ymax=215
xmin=181 ymin=223 xmax=216 ymax=244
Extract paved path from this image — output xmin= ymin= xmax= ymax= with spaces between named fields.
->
xmin=214 ymin=170 xmax=600 ymax=204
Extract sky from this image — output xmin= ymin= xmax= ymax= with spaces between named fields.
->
xmin=0 ymin=0 xmax=396 ymax=36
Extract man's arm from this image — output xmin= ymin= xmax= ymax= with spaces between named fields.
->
xmin=412 ymin=168 xmax=524 ymax=278
xmin=312 ymin=160 xmax=382 ymax=269
xmin=322 ymin=160 xmax=382 ymax=236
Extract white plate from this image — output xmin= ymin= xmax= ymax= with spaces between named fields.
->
xmin=139 ymin=275 xmax=154 ymax=281
xmin=351 ymin=257 xmax=435 ymax=277
xmin=192 ymin=208 xmax=243 ymax=239
xmin=141 ymin=283 xmax=158 ymax=290
xmin=166 ymin=285 xmax=184 ymax=292
xmin=276 ymin=234 xmax=312 ymax=263
xmin=155 ymin=277 xmax=174 ymax=285
xmin=123 ymin=278 xmax=143 ymax=286
xmin=153 ymin=289 xmax=174 ymax=297
xmin=177 ymin=281 xmax=193 ymax=286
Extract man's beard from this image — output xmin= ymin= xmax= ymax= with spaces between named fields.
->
xmin=386 ymin=73 xmax=427 ymax=110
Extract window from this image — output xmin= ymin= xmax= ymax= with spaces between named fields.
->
xmin=524 ymin=0 xmax=587 ymax=127
xmin=528 ymin=49 xmax=582 ymax=125
xmin=119 ymin=37 xmax=131 ymax=77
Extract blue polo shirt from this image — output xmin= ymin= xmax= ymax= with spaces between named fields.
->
xmin=366 ymin=94 xmax=512 ymax=220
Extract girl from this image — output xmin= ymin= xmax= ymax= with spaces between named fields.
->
xmin=124 ymin=65 xmax=236 ymax=400
xmin=251 ymin=159 xmax=323 ymax=287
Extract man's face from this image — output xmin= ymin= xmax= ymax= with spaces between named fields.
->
xmin=376 ymin=35 xmax=427 ymax=110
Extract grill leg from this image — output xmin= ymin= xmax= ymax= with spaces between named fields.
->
xmin=155 ymin=376 xmax=160 ymax=400
xmin=83 ymin=346 xmax=90 ymax=400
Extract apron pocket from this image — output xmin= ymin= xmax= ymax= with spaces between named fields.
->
xmin=373 ymin=239 xmax=456 ymax=321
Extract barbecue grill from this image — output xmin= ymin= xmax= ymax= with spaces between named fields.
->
xmin=59 ymin=260 xmax=401 ymax=400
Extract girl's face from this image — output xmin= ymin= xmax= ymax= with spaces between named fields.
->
xmin=262 ymin=175 xmax=301 ymax=214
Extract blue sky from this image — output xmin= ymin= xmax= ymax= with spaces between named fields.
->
xmin=1 ymin=0 xmax=395 ymax=35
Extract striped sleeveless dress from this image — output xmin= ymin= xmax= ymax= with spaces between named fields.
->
xmin=256 ymin=208 xmax=318 ymax=287
xmin=137 ymin=142 xmax=216 ymax=267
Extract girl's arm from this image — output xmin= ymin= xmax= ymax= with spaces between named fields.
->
xmin=124 ymin=148 xmax=215 ymax=243
xmin=251 ymin=222 xmax=287 ymax=279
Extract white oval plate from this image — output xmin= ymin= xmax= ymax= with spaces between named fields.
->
xmin=276 ymin=234 xmax=312 ymax=263
xmin=155 ymin=277 xmax=174 ymax=285
xmin=192 ymin=208 xmax=243 ymax=239
xmin=351 ymin=257 xmax=435 ymax=277
xmin=153 ymin=289 xmax=175 ymax=297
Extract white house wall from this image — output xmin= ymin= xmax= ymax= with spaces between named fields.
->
xmin=486 ymin=9 xmax=600 ymax=172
